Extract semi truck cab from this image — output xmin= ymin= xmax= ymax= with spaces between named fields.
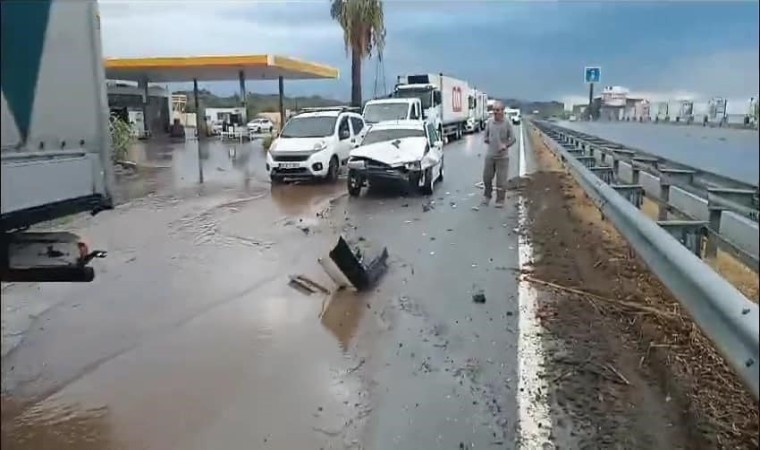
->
xmin=392 ymin=73 xmax=471 ymax=142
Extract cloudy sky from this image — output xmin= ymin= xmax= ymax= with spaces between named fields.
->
xmin=99 ymin=0 xmax=759 ymax=107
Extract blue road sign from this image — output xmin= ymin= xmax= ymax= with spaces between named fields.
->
xmin=584 ymin=66 xmax=601 ymax=84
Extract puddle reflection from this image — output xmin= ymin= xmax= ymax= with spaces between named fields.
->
xmin=320 ymin=289 xmax=367 ymax=351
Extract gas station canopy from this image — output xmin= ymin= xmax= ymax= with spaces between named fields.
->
xmin=104 ymin=54 xmax=339 ymax=82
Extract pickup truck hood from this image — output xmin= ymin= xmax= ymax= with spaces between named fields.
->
xmin=272 ymin=137 xmax=328 ymax=152
xmin=350 ymin=137 xmax=428 ymax=166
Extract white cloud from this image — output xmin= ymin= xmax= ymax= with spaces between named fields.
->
xmin=98 ymin=0 xmax=341 ymax=59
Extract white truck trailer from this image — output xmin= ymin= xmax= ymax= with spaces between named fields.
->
xmin=391 ymin=73 xmax=471 ymax=142
xmin=1 ymin=0 xmax=113 ymax=282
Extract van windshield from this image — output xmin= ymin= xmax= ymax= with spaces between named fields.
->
xmin=280 ymin=116 xmax=336 ymax=138
xmin=363 ymin=103 xmax=410 ymax=124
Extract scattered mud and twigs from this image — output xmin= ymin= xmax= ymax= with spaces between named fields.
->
xmin=345 ymin=358 xmax=366 ymax=375
xmin=525 ymin=128 xmax=759 ymax=449
xmin=524 ymin=275 xmax=679 ymax=319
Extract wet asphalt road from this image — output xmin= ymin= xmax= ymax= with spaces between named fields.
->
xmin=557 ymin=120 xmax=759 ymax=185
xmin=1 ymin=129 xmax=535 ymax=449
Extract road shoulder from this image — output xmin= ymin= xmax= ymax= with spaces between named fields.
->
xmin=520 ymin=126 xmax=759 ymax=449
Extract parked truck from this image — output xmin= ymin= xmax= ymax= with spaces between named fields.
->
xmin=391 ymin=73 xmax=471 ymax=142
xmin=466 ymin=89 xmax=488 ymax=133
xmin=1 ymin=0 xmax=113 ymax=282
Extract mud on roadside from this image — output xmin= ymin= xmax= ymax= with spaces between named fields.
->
xmin=520 ymin=128 xmax=758 ymax=449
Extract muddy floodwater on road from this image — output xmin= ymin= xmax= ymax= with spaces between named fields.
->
xmin=2 ymin=129 xmax=754 ymax=449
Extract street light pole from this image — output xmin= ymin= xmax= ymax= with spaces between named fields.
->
xmin=587 ymin=82 xmax=594 ymax=120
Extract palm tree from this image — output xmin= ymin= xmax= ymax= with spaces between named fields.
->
xmin=330 ymin=0 xmax=386 ymax=107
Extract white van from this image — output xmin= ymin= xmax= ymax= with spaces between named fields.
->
xmin=266 ymin=107 xmax=366 ymax=183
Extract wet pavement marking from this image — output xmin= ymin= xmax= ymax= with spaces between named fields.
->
xmin=516 ymin=124 xmax=553 ymax=445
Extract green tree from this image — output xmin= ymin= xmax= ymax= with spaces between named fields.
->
xmin=330 ymin=0 xmax=386 ymax=107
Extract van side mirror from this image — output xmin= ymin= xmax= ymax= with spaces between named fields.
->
xmin=433 ymin=92 xmax=442 ymax=105
xmin=339 ymin=129 xmax=350 ymax=140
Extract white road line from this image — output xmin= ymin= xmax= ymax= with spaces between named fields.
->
xmin=516 ymin=125 xmax=553 ymax=447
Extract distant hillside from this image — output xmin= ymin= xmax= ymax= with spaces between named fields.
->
xmin=500 ymin=99 xmax=565 ymax=118
xmin=177 ymin=89 xmax=344 ymax=117
xmin=177 ymin=90 xmax=567 ymax=119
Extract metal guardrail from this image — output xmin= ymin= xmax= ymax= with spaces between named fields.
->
xmin=544 ymin=123 xmax=759 ymax=273
xmin=531 ymin=120 xmax=760 ymax=400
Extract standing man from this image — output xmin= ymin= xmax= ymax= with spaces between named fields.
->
xmin=482 ymin=101 xmax=516 ymax=208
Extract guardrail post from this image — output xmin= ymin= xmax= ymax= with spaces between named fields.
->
xmin=612 ymin=184 xmax=644 ymax=208
xmin=658 ymin=178 xmax=671 ymax=220
xmin=590 ymin=166 xmax=615 ymax=184
xmin=705 ymin=199 xmax=723 ymax=259
xmin=612 ymin=149 xmax=635 ymax=179
xmin=660 ymin=168 xmax=696 ymax=187
xmin=657 ymin=220 xmax=708 ymax=257
xmin=576 ymin=156 xmax=596 ymax=169
xmin=633 ymin=156 xmax=660 ymax=170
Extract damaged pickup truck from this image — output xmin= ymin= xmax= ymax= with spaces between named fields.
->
xmin=346 ymin=120 xmax=444 ymax=196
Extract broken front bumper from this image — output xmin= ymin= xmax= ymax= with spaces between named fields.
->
xmin=348 ymin=159 xmax=417 ymax=183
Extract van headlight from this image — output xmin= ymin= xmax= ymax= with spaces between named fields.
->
xmin=313 ymin=141 xmax=328 ymax=152
xmin=404 ymin=161 xmax=421 ymax=171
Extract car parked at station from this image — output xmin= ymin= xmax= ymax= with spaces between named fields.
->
xmin=247 ymin=117 xmax=275 ymax=134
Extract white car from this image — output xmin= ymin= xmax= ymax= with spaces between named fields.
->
xmin=266 ymin=108 xmax=366 ymax=183
xmin=506 ymin=108 xmax=521 ymax=125
xmin=346 ymin=120 xmax=444 ymax=196
xmin=247 ymin=118 xmax=274 ymax=134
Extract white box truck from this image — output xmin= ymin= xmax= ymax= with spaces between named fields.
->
xmin=466 ymin=89 xmax=488 ymax=133
xmin=392 ymin=73 xmax=471 ymax=142
xmin=1 ymin=0 xmax=114 ymax=282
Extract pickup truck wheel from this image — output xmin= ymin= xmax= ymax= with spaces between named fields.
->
xmin=326 ymin=156 xmax=339 ymax=182
xmin=420 ymin=168 xmax=434 ymax=195
xmin=347 ymin=170 xmax=363 ymax=197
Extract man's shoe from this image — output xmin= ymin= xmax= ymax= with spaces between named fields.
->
xmin=481 ymin=198 xmax=490 ymax=206
xmin=494 ymin=200 xmax=504 ymax=208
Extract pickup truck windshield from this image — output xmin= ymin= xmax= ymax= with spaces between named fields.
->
xmin=393 ymin=89 xmax=432 ymax=109
xmin=280 ymin=116 xmax=337 ymax=138
xmin=363 ymin=103 xmax=409 ymax=124
xmin=362 ymin=128 xmax=425 ymax=145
